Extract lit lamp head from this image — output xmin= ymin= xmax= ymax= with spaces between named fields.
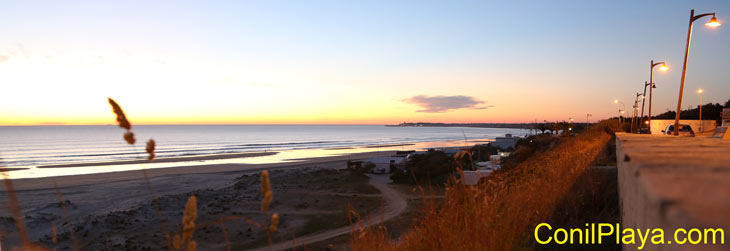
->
xmin=659 ymin=63 xmax=668 ymax=71
xmin=706 ymin=16 xmax=721 ymax=27
xmin=614 ymin=99 xmax=619 ymax=104
xmin=697 ymin=89 xmax=704 ymax=94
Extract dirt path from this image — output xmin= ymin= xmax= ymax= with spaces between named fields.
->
xmin=250 ymin=174 xmax=407 ymax=251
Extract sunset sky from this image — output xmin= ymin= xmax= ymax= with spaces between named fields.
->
xmin=1 ymin=1 xmax=729 ymax=125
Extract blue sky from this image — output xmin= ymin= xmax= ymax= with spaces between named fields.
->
xmin=1 ymin=0 xmax=729 ymax=124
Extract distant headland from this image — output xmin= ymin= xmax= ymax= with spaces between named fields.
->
xmin=385 ymin=122 xmax=537 ymax=129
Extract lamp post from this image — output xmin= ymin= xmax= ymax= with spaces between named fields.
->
xmin=632 ymin=93 xmax=642 ymax=133
xmin=697 ymin=89 xmax=704 ymax=132
xmin=639 ymin=89 xmax=647 ymax=130
xmin=647 ymin=61 xmax=667 ymax=133
xmin=672 ymin=9 xmax=721 ymax=136
xmin=614 ymin=99 xmax=625 ymax=128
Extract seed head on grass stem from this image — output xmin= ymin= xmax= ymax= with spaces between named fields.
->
xmin=146 ymin=139 xmax=156 ymax=161
xmin=123 ymin=132 xmax=136 ymax=145
xmin=270 ymin=213 xmax=279 ymax=232
xmin=108 ymin=98 xmax=131 ymax=131
xmin=260 ymin=171 xmax=273 ymax=212
xmin=182 ymin=195 xmax=197 ymax=246
xmin=174 ymin=195 xmax=198 ymax=250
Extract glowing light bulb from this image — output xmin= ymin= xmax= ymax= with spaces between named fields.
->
xmin=706 ymin=16 xmax=721 ymax=27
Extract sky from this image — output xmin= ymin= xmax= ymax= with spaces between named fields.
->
xmin=1 ymin=0 xmax=729 ymax=125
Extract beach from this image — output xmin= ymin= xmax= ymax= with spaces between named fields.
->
xmin=0 ymin=130 xmax=510 ymax=250
xmin=0 ymin=136 xmax=482 ymax=250
xmin=0 ymin=150 xmax=403 ymax=249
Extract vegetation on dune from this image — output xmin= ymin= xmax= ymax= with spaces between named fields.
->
xmin=351 ymin=121 xmax=617 ymax=250
xmin=390 ymin=150 xmax=456 ymax=185
xmin=500 ymin=133 xmax=562 ymax=170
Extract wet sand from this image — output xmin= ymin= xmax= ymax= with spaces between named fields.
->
xmin=37 ymin=152 xmax=279 ymax=168
xmin=3 ymin=150 xmax=397 ymax=191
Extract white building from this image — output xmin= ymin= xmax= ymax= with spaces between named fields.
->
xmin=463 ymin=170 xmax=492 ymax=185
xmin=489 ymin=134 xmax=521 ymax=149
xmin=464 ymin=154 xmax=505 ymax=185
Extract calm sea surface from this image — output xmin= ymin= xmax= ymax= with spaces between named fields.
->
xmin=0 ymin=125 xmax=528 ymax=178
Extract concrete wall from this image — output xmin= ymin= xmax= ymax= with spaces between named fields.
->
xmin=616 ymin=133 xmax=730 ymax=251
xmin=649 ymin=119 xmax=717 ymax=134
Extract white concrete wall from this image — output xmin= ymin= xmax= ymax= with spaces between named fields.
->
xmin=649 ymin=119 xmax=717 ymax=134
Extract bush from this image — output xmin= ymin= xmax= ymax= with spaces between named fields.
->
xmin=347 ymin=160 xmax=375 ymax=174
xmin=390 ymin=151 xmax=456 ymax=185
xmin=472 ymin=144 xmax=500 ymax=162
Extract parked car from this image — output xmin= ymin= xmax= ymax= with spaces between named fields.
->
xmin=662 ymin=124 xmax=695 ymax=137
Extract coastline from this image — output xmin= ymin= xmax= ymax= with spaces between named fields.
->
xmin=1 ymin=138 xmax=496 ymax=182
xmin=0 ymin=137 xmax=500 ymax=249
xmin=37 ymin=151 xmax=279 ymax=168
xmin=3 ymin=150 xmax=398 ymax=191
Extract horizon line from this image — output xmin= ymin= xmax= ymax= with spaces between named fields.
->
xmin=0 ymin=121 xmax=584 ymax=127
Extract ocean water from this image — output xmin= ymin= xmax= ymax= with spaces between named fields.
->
xmin=0 ymin=125 xmax=528 ymax=178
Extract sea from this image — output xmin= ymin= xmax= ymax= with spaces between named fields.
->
xmin=0 ymin=125 xmax=529 ymax=179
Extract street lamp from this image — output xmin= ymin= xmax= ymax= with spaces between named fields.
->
xmin=614 ymin=99 xmax=626 ymax=125
xmin=632 ymin=93 xmax=643 ymax=133
xmin=697 ymin=89 xmax=704 ymax=132
xmin=645 ymin=60 xmax=667 ymax=133
xmin=673 ymin=9 xmax=721 ymax=136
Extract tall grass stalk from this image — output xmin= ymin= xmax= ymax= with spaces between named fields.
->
xmin=53 ymin=182 xmax=80 ymax=250
xmin=1 ymin=164 xmax=31 ymax=249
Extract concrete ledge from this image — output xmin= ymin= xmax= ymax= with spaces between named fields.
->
xmin=617 ymin=133 xmax=730 ymax=250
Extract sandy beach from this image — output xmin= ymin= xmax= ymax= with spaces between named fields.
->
xmin=3 ymin=150 xmax=397 ymax=191
xmin=0 ymin=149 xmax=406 ymax=250
xmin=0 ymin=136 xmax=496 ymax=250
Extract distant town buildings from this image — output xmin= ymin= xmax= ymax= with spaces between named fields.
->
xmin=489 ymin=134 xmax=520 ymax=149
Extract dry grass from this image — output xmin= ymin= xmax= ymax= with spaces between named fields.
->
xmin=351 ymin=121 xmax=614 ymax=250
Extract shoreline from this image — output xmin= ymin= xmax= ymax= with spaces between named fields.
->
xmin=2 ymin=137 xmax=500 ymax=190
xmin=3 ymin=150 xmax=398 ymax=191
xmin=37 ymin=151 xmax=279 ymax=168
